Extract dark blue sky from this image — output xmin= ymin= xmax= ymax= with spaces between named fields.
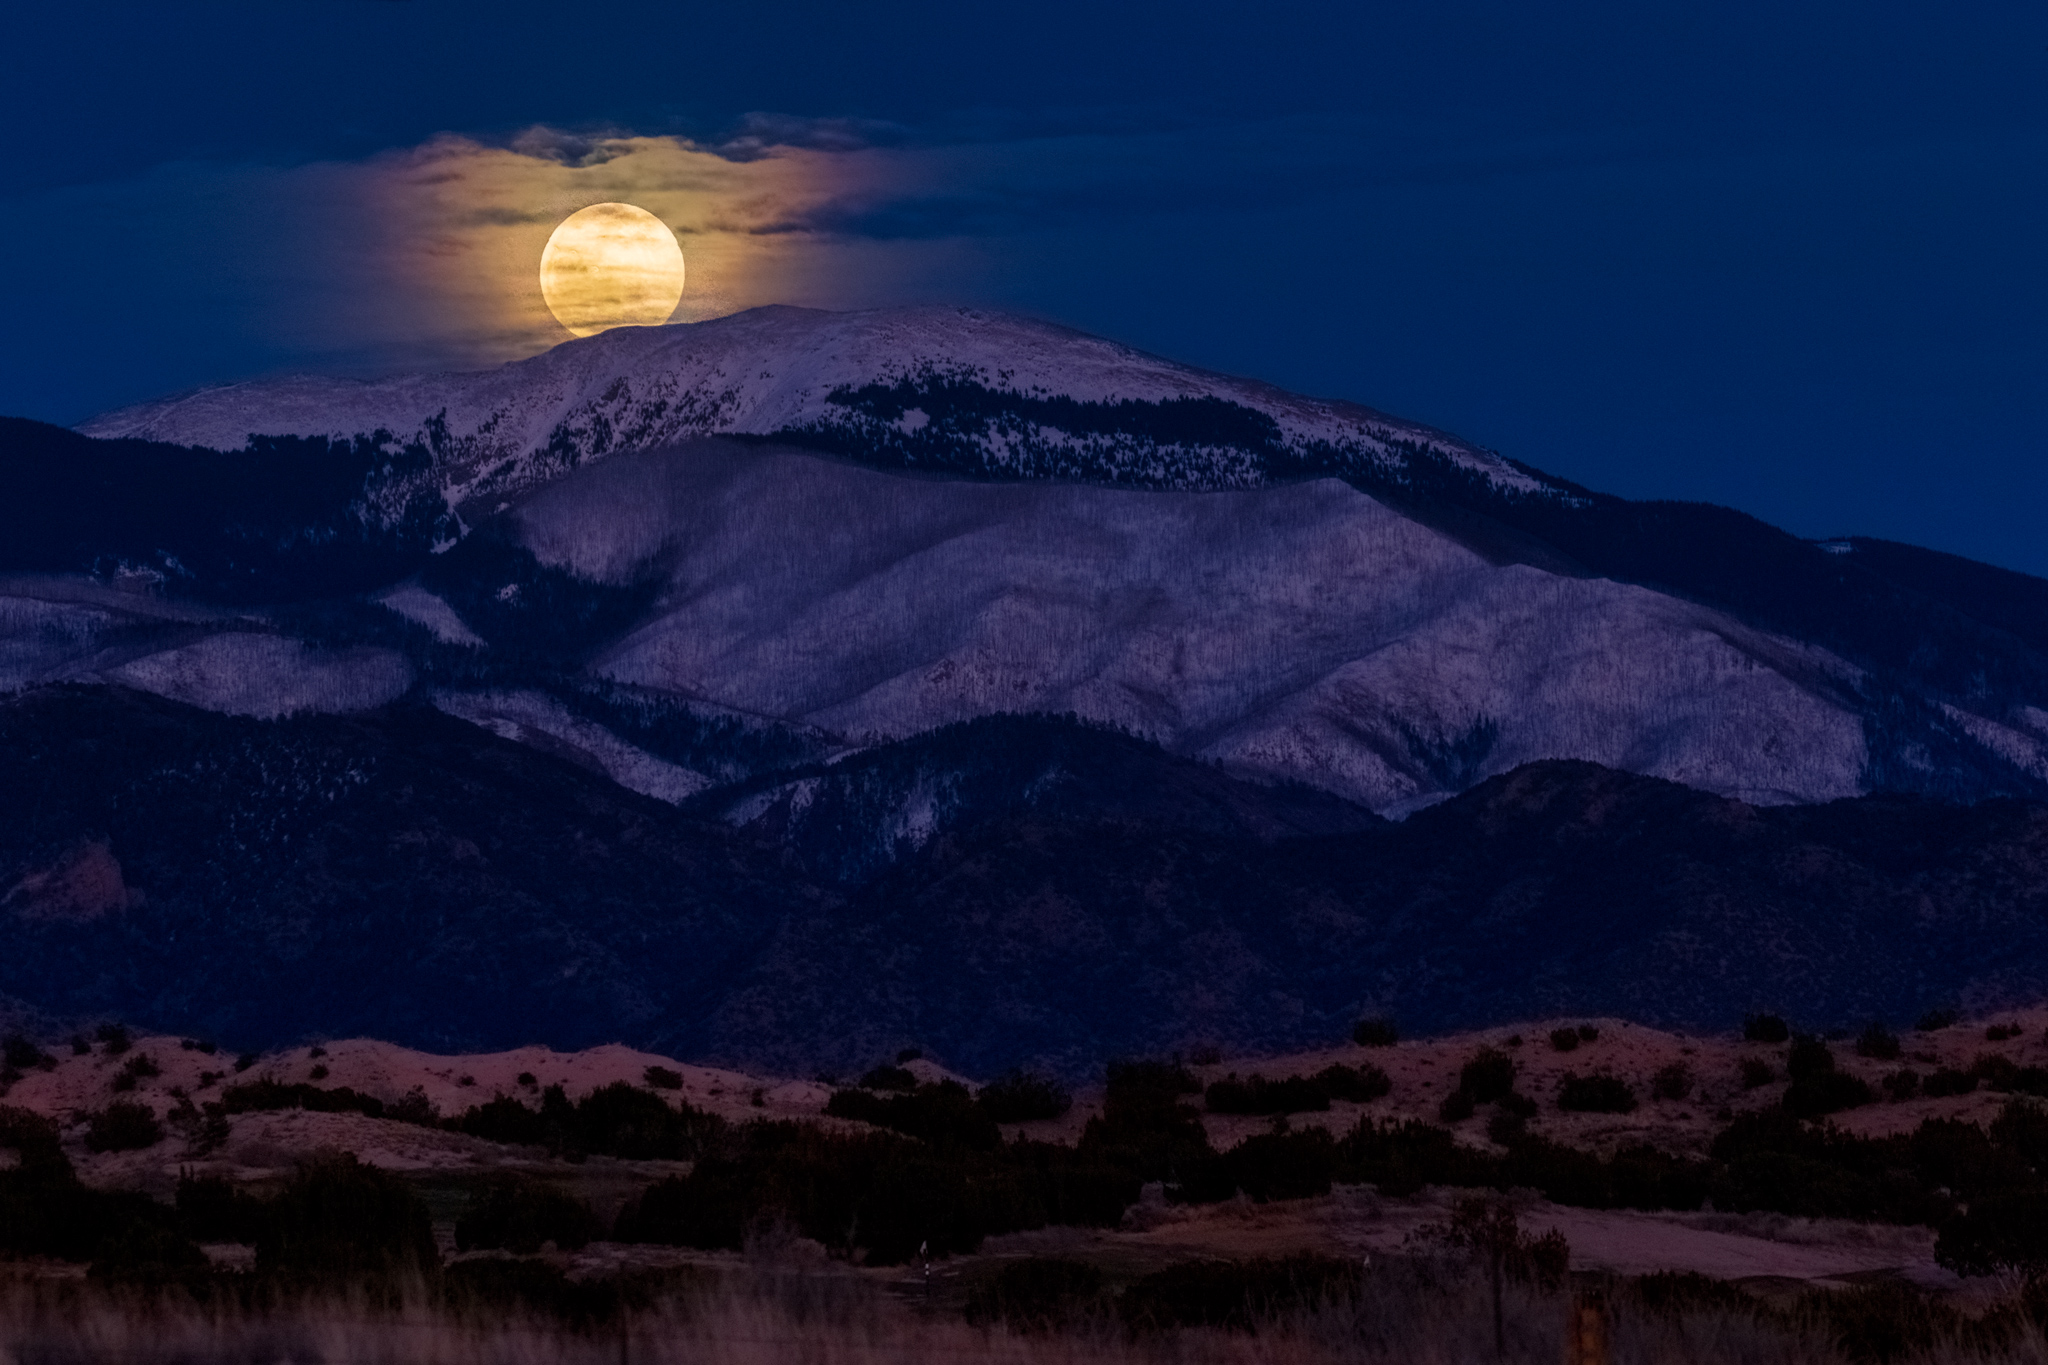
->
xmin=6 ymin=2 xmax=2044 ymax=573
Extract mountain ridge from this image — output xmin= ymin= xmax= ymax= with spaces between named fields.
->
xmin=4 ymin=306 xmax=2045 ymax=813
xmin=80 ymin=305 xmax=1546 ymax=508
xmin=4 ymin=685 xmax=2044 ymax=1078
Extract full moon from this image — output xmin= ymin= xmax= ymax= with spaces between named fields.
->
xmin=539 ymin=203 xmax=686 ymax=337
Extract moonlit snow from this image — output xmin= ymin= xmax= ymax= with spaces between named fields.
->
xmin=52 ymin=305 xmax=2040 ymax=810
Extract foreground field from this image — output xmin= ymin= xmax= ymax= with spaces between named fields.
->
xmin=1 ymin=1259 xmax=2042 ymax=1365
xmin=8 ymin=1008 xmax=2048 ymax=1363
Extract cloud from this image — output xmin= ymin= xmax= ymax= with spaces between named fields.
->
xmin=709 ymin=113 xmax=912 ymax=161
xmin=0 ymin=110 xmax=1715 ymax=399
xmin=11 ymin=105 xmax=1995 ymax=413
xmin=504 ymin=126 xmax=634 ymax=168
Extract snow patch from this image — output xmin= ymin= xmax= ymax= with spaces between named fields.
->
xmin=110 ymin=635 xmax=413 ymax=718
xmin=433 ymin=689 xmax=711 ymax=803
xmin=374 ymin=584 xmax=485 ymax=647
xmin=1942 ymin=704 xmax=2048 ymax=781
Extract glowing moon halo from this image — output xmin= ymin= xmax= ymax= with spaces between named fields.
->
xmin=539 ymin=203 xmax=685 ymax=337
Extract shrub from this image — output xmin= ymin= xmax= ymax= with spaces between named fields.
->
xmin=1549 ymin=1028 xmax=1580 ymax=1053
xmin=1317 ymin=1062 xmax=1392 ymax=1103
xmin=965 ymin=1256 xmax=1107 ymax=1330
xmin=1917 ymin=1009 xmax=1958 ymax=1032
xmin=176 ymin=1172 xmax=269 ymax=1243
xmin=258 ymin=1153 xmax=440 ymax=1285
xmin=516 ymin=1071 xmax=538 ymax=1088
xmin=1559 ymin=1073 xmax=1637 ymax=1114
xmin=110 ymin=1053 xmax=160 ymax=1093
xmin=84 ymin=1101 xmax=164 ymax=1153
xmin=619 ymin=1122 xmax=1134 ymax=1263
xmin=1987 ymin=1023 xmax=2022 ymax=1042
xmin=858 ymin=1065 xmax=917 ymax=1092
xmin=1708 ymin=1110 xmax=1945 ymax=1225
xmin=1651 ymin=1063 xmax=1695 ymax=1102
xmin=1924 ymin=1069 xmax=1979 ymax=1098
xmin=1205 ymin=1072 xmax=1329 ymax=1116
xmin=1783 ymin=1071 xmax=1875 ymax=1119
xmin=1080 ymin=1061 xmax=1210 ymax=1185
xmin=1743 ymin=1014 xmax=1790 ymax=1044
xmin=455 ymin=1176 xmax=600 ymax=1254
xmin=1498 ymin=1090 xmax=1539 ymax=1118
xmin=978 ymin=1070 xmax=1072 ymax=1123
xmin=385 ymin=1086 xmax=438 ymax=1125
xmin=575 ymin=1081 xmax=724 ymax=1160
xmin=643 ymin=1065 xmax=684 ymax=1091
xmin=309 ymin=1064 xmax=329 ymax=1081
xmin=219 ymin=1078 xmax=386 ymax=1119
xmin=2 ymin=1035 xmax=55 ymax=1071
xmin=1425 ymin=1197 xmax=1572 ymax=1289
xmin=826 ymin=1080 xmax=1000 ymax=1150
xmin=1741 ymin=1058 xmax=1777 ymax=1089
xmin=1857 ymin=1024 xmax=1902 ymax=1061
xmin=1991 ymin=1099 xmax=2048 ymax=1169
xmin=1936 ymin=1190 xmax=2048 ymax=1276
xmin=896 ymin=1048 xmax=924 ymax=1064
xmin=234 ymin=1052 xmax=258 ymax=1072
xmin=1883 ymin=1069 xmax=1921 ymax=1101
xmin=1459 ymin=1048 xmax=1516 ymax=1104
xmin=1787 ymin=1036 xmax=1836 ymax=1081
xmin=1215 ymin=1127 xmax=1340 ymax=1203
xmin=454 ymin=1091 xmax=556 ymax=1147
xmin=1971 ymin=1053 xmax=2020 ymax=1089
xmin=2 ymin=1144 xmax=194 ymax=1265
xmin=1203 ymin=1066 xmax=1385 ymax=1113
xmin=1577 ymin=1024 xmax=1600 ymax=1042
xmin=95 ymin=1024 xmax=131 ymax=1056
xmin=1439 ymin=1089 xmax=1476 ymax=1122
xmin=1487 ymin=1111 xmax=1528 ymax=1145
xmin=1340 ymin=1118 xmax=1488 ymax=1196
xmin=1352 ymin=1017 xmax=1398 ymax=1047
xmin=179 ymin=1038 xmax=217 ymax=1055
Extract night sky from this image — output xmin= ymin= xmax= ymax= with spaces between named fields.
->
xmin=7 ymin=3 xmax=2044 ymax=573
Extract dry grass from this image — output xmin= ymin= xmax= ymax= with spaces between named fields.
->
xmin=2 ymin=1263 xmax=2042 ymax=1365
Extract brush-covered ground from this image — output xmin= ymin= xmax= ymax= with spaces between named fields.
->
xmin=10 ymin=1011 xmax=2048 ymax=1278
xmin=10 ymin=1008 xmax=2048 ymax=1362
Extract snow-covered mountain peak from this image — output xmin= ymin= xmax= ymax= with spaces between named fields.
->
xmin=81 ymin=305 xmax=1553 ymax=505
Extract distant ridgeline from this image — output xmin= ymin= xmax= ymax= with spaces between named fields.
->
xmin=3 ymin=687 xmax=2048 ymax=1072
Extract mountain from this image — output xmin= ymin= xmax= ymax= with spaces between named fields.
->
xmin=80 ymin=305 xmax=1542 ymax=506
xmin=5 ymin=304 xmax=2044 ymax=814
xmin=5 ymin=685 xmax=2044 ymax=1077
xmin=683 ymin=711 xmax=1380 ymax=885
xmin=8 ymin=304 xmax=2044 ymax=1071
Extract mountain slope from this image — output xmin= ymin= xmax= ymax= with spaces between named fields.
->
xmin=5 ymin=686 xmax=2045 ymax=1077
xmin=687 ymin=711 xmax=1381 ymax=884
xmin=8 ymin=304 xmax=2045 ymax=811
xmin=513 ymin=438 xmax=1878 ymax=810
